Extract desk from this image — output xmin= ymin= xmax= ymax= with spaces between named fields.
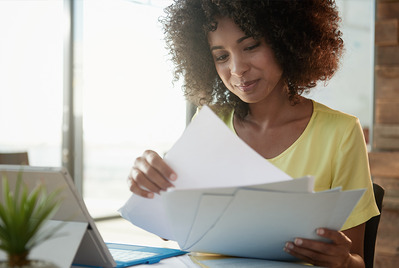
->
xmin=0 ymin=217 xmax=316 ymax=268
xmin=72 ymin=256 xmax=195 ymax=268
xmin=95 ymin=217 xmax=197 ymax=267
xmin=94 ymin=218 xmax=318 ymax=268
xmin=95 ymin=217 xmax=180 ymax=250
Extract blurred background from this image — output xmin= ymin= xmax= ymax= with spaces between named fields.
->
xmin=0 ymin=0 xmax=375 ymax=218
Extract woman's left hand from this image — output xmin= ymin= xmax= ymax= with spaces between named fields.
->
xmin=284 ymin=228 xmax=354 ymax=268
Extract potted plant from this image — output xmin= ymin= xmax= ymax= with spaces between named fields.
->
xmin=0 ymin=172 xmax=63 ymax=267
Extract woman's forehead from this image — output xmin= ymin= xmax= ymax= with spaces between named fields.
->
xmin=207 ymin=17 xmax=246 ymax=43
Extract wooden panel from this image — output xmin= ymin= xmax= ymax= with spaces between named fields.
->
xmin=374 ymin=124 xmax=399 ymax=135
xmin=369 ymin=151 xmax=399 ymax=177
xmin=0 ymin=152 xmax=29 ymax=165
xmin=373 ymin=125 xmax=399 ymax=151
xmin=384 ymin=196 xmax=399 ymax=210
xmin=376 ymin=19 xmax=399 ymax=46
xmin=375 ymin=253 xmax=399 ymax=268
xmin=375 ymin=66 xmax=399 ymax=99
xmin=374 ymin=181 xmax=399 ymax=268
xmin=370 ymin=152 xmax=399 ymax=267
xmin=375 ymin=100 xmax=399 ymax=124
xmin=373 ymin=177 xmax=399 ymax=198
xmin=374 ymin=136 xmax=399 ymax=150
xmin=375 ymin=209 xmax=399 ymax=255
xmin=376 ymin=46 xmax=399 ymax=65
xmin=377 ymin=1 xmax=399 ymax=20
xmin=373 ymin=3 xmax=399 ymax=267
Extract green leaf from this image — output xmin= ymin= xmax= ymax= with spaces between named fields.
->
xmin=0 ymin=171 xmax=63 ymax=257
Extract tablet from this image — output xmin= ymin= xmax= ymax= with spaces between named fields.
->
xmin=0 ymin=165 xmax=187 ymax=267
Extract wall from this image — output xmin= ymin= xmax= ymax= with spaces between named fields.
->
xmin=371 ymin=0 xmax=399 ymax=267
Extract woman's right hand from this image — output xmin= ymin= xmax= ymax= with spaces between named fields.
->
xmin=128 ymin=150 xmax=177 ymax=198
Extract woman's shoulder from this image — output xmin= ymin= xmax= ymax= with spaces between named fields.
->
xmin=312 ymin=100 xmax=359 ymax=126
xmin=308 ymin=100 xmax=363 ymax=140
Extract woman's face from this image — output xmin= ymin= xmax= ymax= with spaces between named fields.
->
xmin=207 ymin=17 xmax=284 ymax=104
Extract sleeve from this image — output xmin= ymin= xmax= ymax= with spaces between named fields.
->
xmin=332 ymin=118 xmax=380 ymax=230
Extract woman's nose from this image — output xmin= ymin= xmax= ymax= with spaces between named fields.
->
xmin=230 ymin=54 xmax=249 ymax=77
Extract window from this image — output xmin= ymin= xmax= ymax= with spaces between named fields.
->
xmin=81 ymin=0 xmax=186 ymax=217
xmin=0 ymin=0 xmax=63 ymax=166
xmin=0 ymin=0 xmax=186 ymax=219
xmin=309 ymin=0 xmax=375 ymax=135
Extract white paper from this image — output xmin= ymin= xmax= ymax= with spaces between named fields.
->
xmin=175 ymin=188 xmax=365 ymax=260
xmin=243 ymin=175 xmax=314 ymax=193
xmin=195 ymin=257 xmax=323 ymax=267
xmin=164 ymin=106 xmax=292 ymax=190
xmin=119 ymin=194 xmax=176 ymax=240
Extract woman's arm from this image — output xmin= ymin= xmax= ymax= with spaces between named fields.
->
xmin=342 ymin=224 xmax=366 ymax=267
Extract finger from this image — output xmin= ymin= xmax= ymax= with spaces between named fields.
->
xmin=284 ymin=242 xmax=317 ymax=265
xmin=143 ymin=150 xmax=177 ymax=182
xmin=316 ymin=228 xmax=351 ymax=246
xmin=130 ymin=167 xmax=163 ymax=193
xmin=136 ymin=156 xmax=174 ymax=191
xmin=129 ymin=178 xmax=155 ymax=199
xmin=284 ymin=241 xmax=331 ymax=267
xmin=291 ymin=229 xmax=351 ymax=256
xmin=293 ymin=237 xmax=333 ymax=255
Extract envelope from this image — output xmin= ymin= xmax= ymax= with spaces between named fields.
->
xmin=120 ymin=176 xmax=364 ymax=261
xmin=161 ymin=180 xmax=365 ymax=261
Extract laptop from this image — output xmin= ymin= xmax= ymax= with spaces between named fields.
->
xmin=0 ymin=165 xmax=187 ymax=268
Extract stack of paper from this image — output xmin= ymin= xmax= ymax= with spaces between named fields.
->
xmin=119 ymin=106 xmax=364 ymax=261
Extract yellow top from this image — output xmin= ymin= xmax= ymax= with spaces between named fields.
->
xmin=216 ymin=100 xmax=379 ymax=230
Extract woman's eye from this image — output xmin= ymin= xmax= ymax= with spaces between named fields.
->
xmin=215 ymin=54 xmax=228 ymax=62
xmin=245 ymin=42 xmax=260 ymax=51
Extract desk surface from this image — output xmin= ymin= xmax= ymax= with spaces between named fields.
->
xmin=96 ymin=217 xmax=179 ymax=249
xmin=94 ymin=218 xmax=317 ymax=268
xmin=95 ymin=217 xmax=194 ymax=267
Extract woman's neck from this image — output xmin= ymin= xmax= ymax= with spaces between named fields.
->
xmin=245 ymin=83 xmax=297 ymax=129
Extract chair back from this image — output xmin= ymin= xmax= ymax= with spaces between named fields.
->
xmin=0 ymin=152 xmax=29 ymax=165
xmin=364 ymin=183 xmax=384 ymax=268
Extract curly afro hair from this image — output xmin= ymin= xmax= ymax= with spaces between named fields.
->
xmin=161 ymin=0 xmax=344 ymax=117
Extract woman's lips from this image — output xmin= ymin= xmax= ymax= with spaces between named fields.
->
xmin=235 ymin=80 xmax=259 ymax=92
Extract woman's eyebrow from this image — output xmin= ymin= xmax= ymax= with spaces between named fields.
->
xmin=210 ymin=45 xmax=223 ymax=52
xmin=237 ymin=35 xmax=251 ymax=44
xmin=210 ymin=36 xmax=251 ymax=52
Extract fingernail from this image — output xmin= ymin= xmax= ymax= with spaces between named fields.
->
xmin=147 ymin=192 xmax=154 ymax=198
xmin=317 ymin=228 xmax=325 ymax=235
xmin=170 ymin=173 xmax=177 ymax=181
xmin=285 ymin=242 xmax=294 ymax=249
xmin=294 ymin=238 xmax=303 ymax=246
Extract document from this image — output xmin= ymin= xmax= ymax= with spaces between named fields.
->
xmin=163 ymin=106 xmax=292 ymax=190
xmin=189 ymin=254 xmax=324 ymax=267
xmin=119 ymin=106 xmax=365 ymax=262
xmin=162 ymin=185 xmax=363 ymax=261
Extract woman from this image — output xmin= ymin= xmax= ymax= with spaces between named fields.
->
xmin=128 ymin=1 xmax=379 ymax=267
